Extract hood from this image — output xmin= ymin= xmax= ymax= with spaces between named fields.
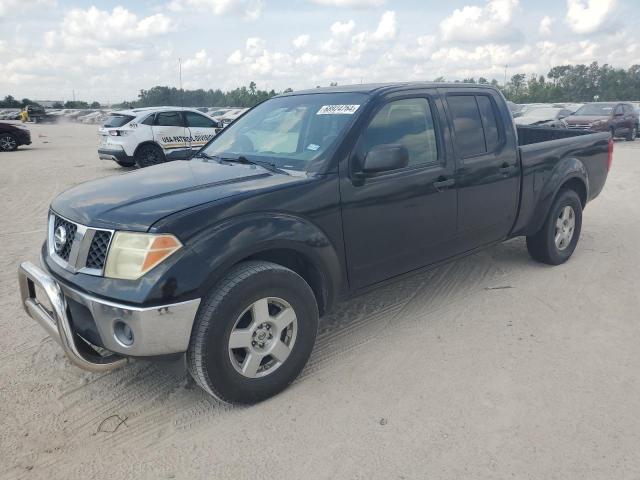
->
xmin=514 ymin=116 xmax=555 ymax=125
xmin=51 ymin=159 xmax=306 ymax=231
xmin=565 ymin=115 xmax=608 ymax=124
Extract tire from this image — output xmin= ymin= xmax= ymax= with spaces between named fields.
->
xmin=610 ymin=127 xmax=616 ymax=139
xmin=187 ymin=261 xmax=319 ymax=404
xmin=116 ymin=160 xmax=135 ymax=168
xmin=0 ymin=133 xmax=18 ymax=151
xmin=134 ymin=144 xmax=166 ymax=168
xmin=626 ymin=125 xmax=637 ymax=141
xmin=526 ymin=189 xmax=582 ymax=265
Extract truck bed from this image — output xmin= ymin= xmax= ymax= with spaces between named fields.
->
xmin=512 ymin=126 xmax=611 ymax=237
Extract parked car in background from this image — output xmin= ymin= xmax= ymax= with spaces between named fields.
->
xmin=514 ymin=107 xmax=573 ymax=127
xmin=565 ymin=102 xmax=638 ymax=140
xmin=0 ymin=121 xmax=31 ymax=151
xmin=18 ymin=82 xmax=611 ymax=404
xmin=218 ymin=108 xmax=249 ymax=127
xmin=98 ymin=106 xmax=222 ymax=168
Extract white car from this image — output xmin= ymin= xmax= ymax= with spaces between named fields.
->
xmin=98 ymin=106 xmax=221 ymax=168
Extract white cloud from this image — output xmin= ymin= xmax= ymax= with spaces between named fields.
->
xmin=85 ymin=48 xmax=144 ymax=68
xmin=310 ymin=0 xmax=384 ymax=6
xmin=330 ymin=20 xmax=355 ymax=36
xmin=51 ymin=6 xmax=174 ymax=49
xmin=565 ymin=0 xmax=617 ymax=34
xmin=293 ymin=34 xmax=310 ymax=49
xmin=182 ymin=49 xmax=212 ymax=70
xmin=539 ymin=16 xmax=554 ymax=36
xmin=350 ymin=11 xmax=397 ymax=58
xmin=440 ymin=0 xmax=521 ymax=44
xmin=0 ymin=0 xmax=55 ymax=18
xmin=169 ymin=0 xmax=264 ymax=20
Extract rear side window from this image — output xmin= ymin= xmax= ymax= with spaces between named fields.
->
xmin=103 ymin=115 xmax=134 ymax=128
xmin=361 ymin=98 xmax=439 ymax=167
xmin=155 ymin=112 xmax=184 ymax=127
xmin=185 ymin=112 xmax=217 ymax=128
xmin=447 ymin=96 xmax=485 ymax=157
xmin=476 ymin=96 xmax=500 ymax=152
xmin=141 ymin=114 xmax=154 ymax=125
xmin=448 ymin=95 xmax=501 ymax=157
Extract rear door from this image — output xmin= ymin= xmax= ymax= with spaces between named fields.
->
xmin=441 ymin=89 xmax=520 ymax=250
xmin=152 ymin=111 xmax=190 ymax=160
xmin=183 ymin=111 xmax=219 ymax=156
xmin=340 ymin=90 xmax=458 ymax=289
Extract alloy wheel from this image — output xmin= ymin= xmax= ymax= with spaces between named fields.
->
xmin=228 ymin=297 xmax=298 ymax=378
xmin=554 ymin=205 xmax=575 ymax=251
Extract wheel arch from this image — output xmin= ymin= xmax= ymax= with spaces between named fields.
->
xmin=133 ymin=140 xmax=164 ymax=158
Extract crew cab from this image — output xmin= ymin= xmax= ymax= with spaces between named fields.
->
xmin=98 ymin=106 xmax=222 ymax=168
xmin=18 ymin=83 xmax=611 ymax=404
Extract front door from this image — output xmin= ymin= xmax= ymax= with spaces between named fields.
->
xmin=153 ymin=111 xmax=190 ymax=160
xmin=340 ymin=92 xmax=458 ymax=289
xmin=183 ymin=111 xmax=219 ymax=156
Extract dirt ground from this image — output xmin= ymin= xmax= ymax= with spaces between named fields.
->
xmin=1 ymin=122 xmax=639 ymax=479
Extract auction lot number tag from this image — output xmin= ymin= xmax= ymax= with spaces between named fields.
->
xmin=317 ymin=104 xmax=360 ymax=115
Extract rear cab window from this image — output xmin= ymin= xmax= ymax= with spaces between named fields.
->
xmin=103 ymin=115 xmax=134 ymax=128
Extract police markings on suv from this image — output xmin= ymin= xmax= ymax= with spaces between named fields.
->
xmin=98 ymin=107 xmax=222 ymax=168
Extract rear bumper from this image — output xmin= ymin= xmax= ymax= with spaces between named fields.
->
xmin=18 ymin=261 xmax=200 ymax=372
xmin=98 ymin=147 xmax=133 ymax=165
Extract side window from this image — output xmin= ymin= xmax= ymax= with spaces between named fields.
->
xmin=155 ymin=112 xmax=184 ymax=127
xmin=361 ymin=98 xmax=438 ymax=167
xmin=185 ymin=112 xmax=216 ymax=128
xmin=614 ymin=105 xmax=623 ymax=115
xmin=141 ymin=114 xmax=154 ymax=126
xmin=447 ymin=95 xmax=485 ymax=157
xmin=476 ymin=96 xmax=500 ymax=152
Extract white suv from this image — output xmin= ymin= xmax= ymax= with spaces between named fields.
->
xmin=98 ymin=107 xmax=221 ymax=168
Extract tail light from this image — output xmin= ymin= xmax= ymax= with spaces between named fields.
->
xmin=607 ymin=137 xmax=613 ymax=171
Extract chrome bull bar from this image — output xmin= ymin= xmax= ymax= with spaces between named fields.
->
xmin=18 ymin=261 xmax=128 ymax=372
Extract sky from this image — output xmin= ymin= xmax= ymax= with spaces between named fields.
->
xmin=0 ymin=0 xmax=638 ymax=103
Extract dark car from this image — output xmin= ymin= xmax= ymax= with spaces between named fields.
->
xmin=565 ymin=102 xmax=638 ymax=140
xmin=0 ymin=122 xmax=31 ymax=151
xmin=18 ymin=83 xmax=611 ymax=404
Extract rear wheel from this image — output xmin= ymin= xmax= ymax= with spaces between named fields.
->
xmin=526 ymin=189 xmax=582 ymax=265
xmin=626 ymin=125 xmax=637 ymax=141
xmin=134 ymin=144 xmax=166 ymax=168
xmin=187 ymin=261 xmax=319 ymax=404
xmin=0 ymin=133 xmax=18 ymax=151
xmin=116 ymin=160 xmax=135 ymax=168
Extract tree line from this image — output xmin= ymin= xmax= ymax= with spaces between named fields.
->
xmin=2 ymin=63 xmax=639 ymax=110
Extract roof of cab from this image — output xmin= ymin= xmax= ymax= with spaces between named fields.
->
xmin=279 ymin=82 xmax=500 ymax=97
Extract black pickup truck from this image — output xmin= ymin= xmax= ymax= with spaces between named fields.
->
xmin=18 ymin=83 xmax=611 ymax=404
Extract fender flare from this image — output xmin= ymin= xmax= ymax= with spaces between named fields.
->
xmin=189 ymin=212 xmax=346 ymax=313
xmin=526 ymin=157 xmax=589 ymax=236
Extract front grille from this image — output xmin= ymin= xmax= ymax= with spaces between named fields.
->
xmin=53 ymin=215 xmax=77 ymax=261
xmin=86 ymin=230 xmax=112 ymax=270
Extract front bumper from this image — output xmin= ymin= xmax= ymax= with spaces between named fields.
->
xmin=18 ymin=261 xmax=200 ymax=372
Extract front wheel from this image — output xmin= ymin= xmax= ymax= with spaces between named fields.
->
xmin=0 ymin=133 xmax=18 ymax=151
xmin=626 ymin=125 xmax=638 ymax=141
xmin=187 ymin=261 xmax=319 ymax=404
xmin=526 ymin=189 xmax=582 ymax=265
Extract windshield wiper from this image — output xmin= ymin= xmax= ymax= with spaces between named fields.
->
xmin=217 ymin=155 xmax=290 ymax=175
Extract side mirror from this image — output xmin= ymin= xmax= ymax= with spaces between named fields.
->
xmin=362 ymin=144 xmax=409 ymax=174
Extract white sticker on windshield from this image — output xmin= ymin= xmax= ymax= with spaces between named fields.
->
xmin=307 ymin=143 xmax=320 ymax=151
xmin=317 ymin=104 xmax=360 ymax=115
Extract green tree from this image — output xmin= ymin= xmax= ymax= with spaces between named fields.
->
xmin=90 ymin=101 xmax=101 ymax=109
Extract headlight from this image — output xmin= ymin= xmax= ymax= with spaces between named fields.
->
xmin=104 ymin=232 xmax=182 ymax=280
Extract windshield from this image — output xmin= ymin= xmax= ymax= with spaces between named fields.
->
xmin=574 ymin=104 xmax=615 ymax=116
xmin=103 ymin=114 xmax=134 ymax=128
xmin=202 ymin=93 xmax=368 ymax=171
xmin=525 ymin=108 xmax=561 ymax=119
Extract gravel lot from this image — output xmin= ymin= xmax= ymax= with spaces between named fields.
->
xmin=1 ymin=123 xmax=639 ymax=479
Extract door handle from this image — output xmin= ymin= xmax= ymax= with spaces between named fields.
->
xmin=499 ymin=163 xmax=513 ymax=175
xmin=433 ymin=178 xmax=455 ymax=191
